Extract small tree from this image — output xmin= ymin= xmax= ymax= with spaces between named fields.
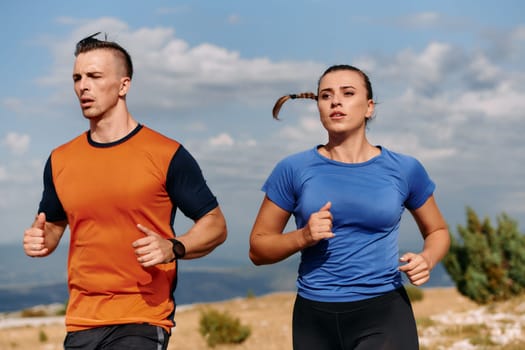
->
xmin=404 ymin=284 xmax=424 ymax=303
xmin=38 ymin=329 xmax=48 ymax=343
xmin=443 ymin=207 xmax=525 ymax=304
xmin=199 ymin=308 xmax=251 ymax=347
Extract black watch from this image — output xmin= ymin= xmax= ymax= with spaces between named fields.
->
xmin=169 ymin=238 xmax=186 ymax=260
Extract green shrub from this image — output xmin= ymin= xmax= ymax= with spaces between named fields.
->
xmin=405 ymin=285 xmax=424 ymax=302
xmin=20 ymin=308 xmax=47 ymax=318
xmin=442 ymin=207 xmax=525 ymax=304
xmin=415 ymin=316 xmax=435 ymax=328
xmin=56 ymin=299 xmax=68 ymax=316
xmin=38 ymin=329 xmax=48 ymax=342
xmin=199 ymin=308 xmax=251 ymax=347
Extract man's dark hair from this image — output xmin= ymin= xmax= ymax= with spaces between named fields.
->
xmin=75 ymin=32 xmax=133 ymax=79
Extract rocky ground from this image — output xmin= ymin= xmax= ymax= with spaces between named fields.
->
xmin=1 ymin=288 xmax=524 ymax=350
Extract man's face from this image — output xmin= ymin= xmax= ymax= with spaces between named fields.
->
xmin=72 ymin=49 xmax=128 ymax=120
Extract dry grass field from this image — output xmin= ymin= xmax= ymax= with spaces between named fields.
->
xmin=1 ymin=287 xmax=524 ymax=350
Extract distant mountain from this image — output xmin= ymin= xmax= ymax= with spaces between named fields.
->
xmin=0 ymin=283 xmax=68 ymax=312
xmin=0 ymin=243 xmax=299 ymax=312
xmin=0 ymin=243 xmax=453 ymax=312
xmin=174 ymin=259 xmax=299 ymax=306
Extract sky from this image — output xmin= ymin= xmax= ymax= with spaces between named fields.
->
xmin=1 ymin=0 xmax=525 ymax=265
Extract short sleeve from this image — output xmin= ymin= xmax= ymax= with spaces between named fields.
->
xmin=261 ymin=158 xmax=296 ymax=212
xmin=166 ymin=146 xmax=218 ymax=221
xmin=38 ymin=155 xmax=67 ymax=222
xmin=404 ymin=158 xmax=436 ymax=210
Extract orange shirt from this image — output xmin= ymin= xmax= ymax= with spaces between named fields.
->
xmin=40 ymin=125 xmax=217 ymax=332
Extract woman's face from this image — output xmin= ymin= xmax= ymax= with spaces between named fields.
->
xmin=317 ymin=70 xmax=374 ymax=135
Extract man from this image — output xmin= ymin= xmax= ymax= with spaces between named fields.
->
xmin=23 ymin=32 xmax=227 ymax=349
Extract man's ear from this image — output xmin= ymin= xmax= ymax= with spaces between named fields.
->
xmin=119 ymin=77 xmax=131 ymax=97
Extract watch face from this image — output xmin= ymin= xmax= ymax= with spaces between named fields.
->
xmin=172 ymin=239 xmax=185 ymax=258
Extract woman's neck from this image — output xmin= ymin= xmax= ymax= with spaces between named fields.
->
xmin=321 ymin=137 xmax=380 ymax=163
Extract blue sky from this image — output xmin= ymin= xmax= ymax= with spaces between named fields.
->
xmin=2 ymin=0 xmax=525 ymax=264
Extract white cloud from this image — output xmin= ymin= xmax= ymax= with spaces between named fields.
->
xmin=277 ymin=114 xmax=326 ymax=151
xmin=209 ymin=133 xmax=235 ymax=147
xmin=184 ymin=121 xmax=208 ymax=132
xmin=243 ymin=139 xmax=257 ymax=147
xmin=2 ymin=98 xmax=24 ymax=113
xmin=0 ymin=159 xmax=43 ymax=184
xmin=401 ymin=43 xmax=456 ymax=90
xmin=356 ymin=41 xmax=465 ymax=99
xmin=455 ymin=81 xmax=525 ymax=120
xmin=404 ymin=12 xmax=442 ymax=27
xmin=513 ymin=25 xmax=525 ymax=41
xmin=465 ymin=53 xmax=502 ymax=87
xmin=377 ymin=133 xmax=457 ymax=162
xmin=490 ymin=25 xmax=525 ymax=63
xmin=34 ymin=19 xmax=324 ymax=113
xmin=2 ymin=132 xmax=30 ymax=155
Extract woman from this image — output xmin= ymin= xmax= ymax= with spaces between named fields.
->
xmin=249 ymin=64 xmax=450 ymax=349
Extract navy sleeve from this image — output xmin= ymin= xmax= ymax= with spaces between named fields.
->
xmin=166 ymin=146 xmax=218 ymax=221
xmin=37 ymin=156 xmax=67 ymax=222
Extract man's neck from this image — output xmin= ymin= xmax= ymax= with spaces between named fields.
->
xmin=89 ymin=112 xmax=138 ymax=143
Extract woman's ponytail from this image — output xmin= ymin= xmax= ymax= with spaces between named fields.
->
xmin=272 ymin=92 xmax=317 ymax=120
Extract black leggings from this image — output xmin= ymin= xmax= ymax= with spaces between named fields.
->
xmin=64 ymin=323 xmax=170 ymax=350
xmin=292 ymin=287 xmax=418 ymax=350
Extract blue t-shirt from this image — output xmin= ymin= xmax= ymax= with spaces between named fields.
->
xmin=262 ymin=146 xmax=435 ymax=302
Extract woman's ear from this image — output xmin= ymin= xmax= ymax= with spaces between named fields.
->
xmin=366 ymin=99 xmax=375 ymax=118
